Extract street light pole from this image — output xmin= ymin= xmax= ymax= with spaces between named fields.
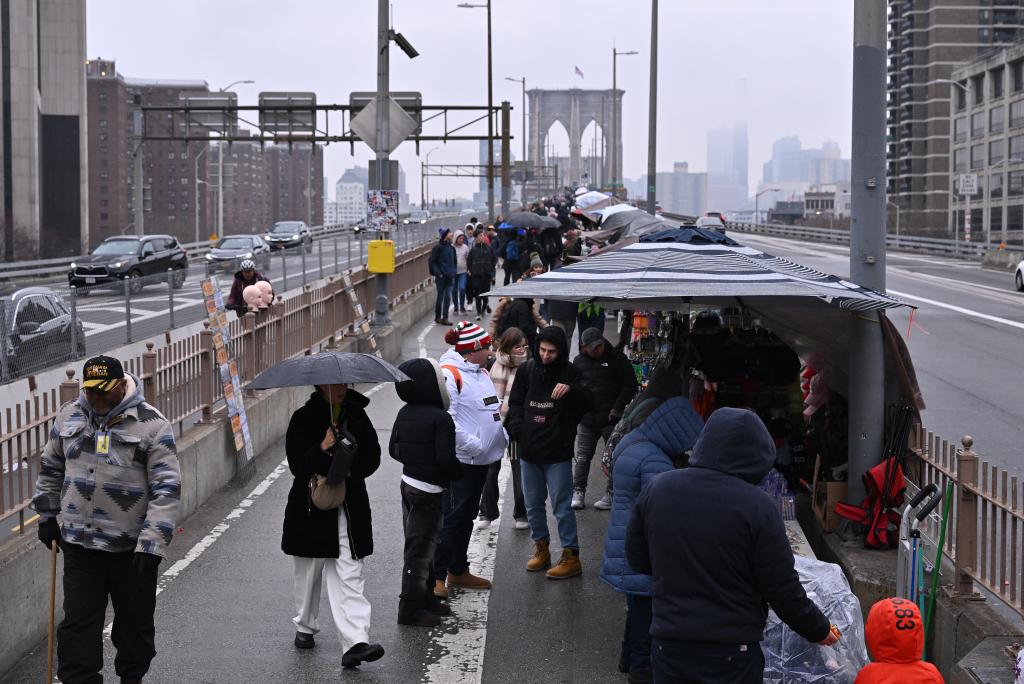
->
xmin=424 ymin=146 xmax=439 ymax=208
xmin=215 ymin=80 xmax=254 ymax=237
xmin=459 ymin=1 xmax=494 ymax=223
xmin=612 ymin=48 xmax=638 ymax=197
xmin=886 ymin=200 xmax=900 ymax=244
xmin=194 ymin=144 xmax=209 ymax=243
xmin=645 ymin=0 xmax=658 ymax=215
xmin=755 ymin=187 xmax=779 ymax=225
xmin=847 ymin=0 xmax=887 ymax=506
xmin=504 ymin=76 xmax=526 ymax=168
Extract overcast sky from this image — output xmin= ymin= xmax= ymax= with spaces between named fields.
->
xmin=86 ymin=0 xmax=855 ymax=203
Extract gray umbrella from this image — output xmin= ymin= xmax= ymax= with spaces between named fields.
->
xmin=501 ymin=211 xmax=561 ymax=229
xmin=247 ymin=351 xmax=408 ymax=389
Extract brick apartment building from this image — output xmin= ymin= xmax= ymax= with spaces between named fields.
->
xmin=887 ymin=0 xmax=1024 ymax=236
xmin=86 ymin=58 xmax=323 ymax=249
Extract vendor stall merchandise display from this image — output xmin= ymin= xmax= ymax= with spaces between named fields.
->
xmin=762 ymin=556 xmax=869 ymax=683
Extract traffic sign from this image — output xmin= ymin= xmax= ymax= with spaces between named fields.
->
xmin=349 ymin=96 xmax=418 ymax=154
xmin=958 ymin=173 xmax=978 ymax=196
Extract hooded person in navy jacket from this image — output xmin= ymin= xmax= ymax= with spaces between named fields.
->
xmin=625 ymin=407 xmax=836 ymax=683
xmin=599 ymin=397 xmax=704 ymax=683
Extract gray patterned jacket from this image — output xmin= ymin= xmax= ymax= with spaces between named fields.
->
xmin=32 ymin=373 xmax=182 ymax=557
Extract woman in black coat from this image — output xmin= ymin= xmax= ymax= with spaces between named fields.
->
xmin=281 ymin=384 xmax=385 ymax=668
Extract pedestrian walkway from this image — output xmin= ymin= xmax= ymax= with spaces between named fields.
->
xmin=2 ymin=309 xmax=622 ymax=684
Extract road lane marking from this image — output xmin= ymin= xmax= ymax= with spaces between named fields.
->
xmin=417 ymin=318 xmax=435 ymax=358
xmin=423 ymin=455 xmax=510 ymax=684
xmin=102 ymin=459 xmax=289 ymax=637
xmin=888 ymin=289 xmax=1024 ymax=331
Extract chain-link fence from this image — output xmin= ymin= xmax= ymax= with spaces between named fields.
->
xmin=0 ymin=221 xmax=444 ymax=386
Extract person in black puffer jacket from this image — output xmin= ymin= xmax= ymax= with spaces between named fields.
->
xmin=626 ymin=408 xmax=835 ymax=682
xmin=281 ymin=385 xmax=385 ymax=667
xmin=466 ymin=236 xmax=497 ymax=320
xmin=390 ymin=358 xmax=462 ymax=628
xmin=505 ymin=326 xmax=592 ymax=580
xmin=571 ymin=328 xmax=639 ymax=510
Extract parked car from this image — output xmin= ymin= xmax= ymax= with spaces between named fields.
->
xmin=1015 ymin=258 xmax=1024 ymax=291
xmin=205 ymin=234 xmax=271 ymax=273
xmin=404 ymin=210 xmax=431 ymax=225
xmin=69 ymin=234 xmax=189 ymax=294
xmin=1 ymin=286 xmax=85 ymax=382
xmin=705 ymin=211 xmax=728 ymax=224
xmin=695 ymin=216 xmax=726 ymax=233
xmin=265 ymin=221 xmax=313 ymax=253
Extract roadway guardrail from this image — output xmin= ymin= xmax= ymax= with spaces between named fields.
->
xmin=659 ymin=212 xmax=1022 ymax=260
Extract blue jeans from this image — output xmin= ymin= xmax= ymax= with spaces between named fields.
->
xmin=455 ymin=272 xmax=467 ymax=310
xmin=519 ymin=459 xmax=578 ymax=550
xmin=434 ymin=463 xmax=490 ymax=577
xmin=434 ymin=276 xmax=453 ymax=320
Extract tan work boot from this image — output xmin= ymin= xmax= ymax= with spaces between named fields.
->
xmin=526 ymin=539 xmax=551 ymax=572
xmin=433 ymin=579 xmax=449 ymax=600
xmin=546 ymin=548 xmax=582 ymax=580
xmin=447 ymin=570 xmax=492 ymax=590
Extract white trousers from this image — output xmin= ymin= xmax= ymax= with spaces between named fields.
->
xmin=292 ymin=509 xmax=372 ymax=653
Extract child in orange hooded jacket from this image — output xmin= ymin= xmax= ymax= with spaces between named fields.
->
xmin=855 ymin=597 xmax=944 ymax=683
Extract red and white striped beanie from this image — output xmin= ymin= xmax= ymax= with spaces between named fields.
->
xmin=444 ymin=320 xmax=492 ymax=352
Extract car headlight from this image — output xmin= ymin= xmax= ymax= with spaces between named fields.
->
xmin=241 ymin=252 xmax=252 ymax=259
xmin=292 ymin=234 xmax=300 ymax=240
xmin=205 ymin=253 xmax=214 ymax=261
xmin=70 ymin=262 xmax=77 ymax=269
xmin=111 ymin=261 xmax=124 ymax=269
xmin=403 ymin=219 xmax=410 ymax=225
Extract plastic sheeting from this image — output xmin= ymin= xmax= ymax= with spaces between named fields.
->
xmin=763 ymin=556 xmax=869 ymax=683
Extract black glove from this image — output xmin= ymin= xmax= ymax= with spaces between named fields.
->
xmin=38 ymin=518 xmax=61 ymax=551
xmin=132 ymin=552 xmax=162 ymax=582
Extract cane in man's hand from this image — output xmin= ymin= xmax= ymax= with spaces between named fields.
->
xmin=47 ymin=540 xmax=57 ymax=684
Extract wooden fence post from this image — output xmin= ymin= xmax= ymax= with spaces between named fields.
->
xmin=198 ymin=322 xmax=215 ymax=423
xmin=955 ymin=435 xmax=980 ymax=597
xmin=142 ymin=342 xmax=157 ymax=406
xmin=59 ymin=369 xmax=79 ymax=405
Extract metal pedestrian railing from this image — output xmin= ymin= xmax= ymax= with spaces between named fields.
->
xmin=0 ymin=241 xmax=435 ymax=531
xmin=910 ymin=425 xmax=1023 ymax=617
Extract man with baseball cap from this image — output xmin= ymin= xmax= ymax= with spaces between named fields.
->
xmin=571 ymin=328 xmax=638 ymax=510
xmin=433 ymin=322 xmax=507 ymax=597
xmin=33 ymin=355 xmax=181 ymax=684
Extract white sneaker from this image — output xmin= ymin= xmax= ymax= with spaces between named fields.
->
xmin=571 ymin=489 xmax=585 ymax=510
xmin=593 ymin=492 xmax=613 ymax=510
xmin=514 ymin=520 xmax=530 ymax=530
xmin=474 ymin=517 xmax=492 ymax=530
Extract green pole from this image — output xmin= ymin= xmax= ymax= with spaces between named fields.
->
xmin=924 ymin=481 xmax=954 ymax=660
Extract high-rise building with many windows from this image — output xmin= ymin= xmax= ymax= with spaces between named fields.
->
xmin=887 ymin=0 xmax=1024 ymax=236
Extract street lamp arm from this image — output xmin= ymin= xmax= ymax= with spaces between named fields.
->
xmin=218 ymin=79 xmax=255 ymax=92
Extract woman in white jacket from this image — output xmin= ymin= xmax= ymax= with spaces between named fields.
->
xmin=433 ymin=321 xmax=508 ymax=599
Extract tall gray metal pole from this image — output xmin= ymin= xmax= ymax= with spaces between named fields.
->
xmin=217 ymin=142 xmax=224 ymax=236
xmin=847 ymin=0 xmax=887 ymax=505
xmin=486 ymin=0 xmax=495 ymax=223
xmin=645 ymin=0 xmax=658 ymax=214
xmin=612 ymin=49 xmax=618 ymax=196
xmin=501 ymin=101 xmax=511 ymax=218
xmin=132 ymin=111 xmax=144 ymax=236
xmin=372 ymin=0 xmax=392 ymax=326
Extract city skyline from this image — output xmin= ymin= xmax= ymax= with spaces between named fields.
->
xmin=86 ymin=0 xmax=854 ymax=205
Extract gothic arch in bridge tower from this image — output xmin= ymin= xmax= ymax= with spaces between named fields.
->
xmin=527 ymin=88 xmax=622 ymax=189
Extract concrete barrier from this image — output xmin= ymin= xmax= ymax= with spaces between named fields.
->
xmin=981 ymin=247 xmax=1023 ymax=274
xmin=0 ymin=287 xmax=432 ymax=676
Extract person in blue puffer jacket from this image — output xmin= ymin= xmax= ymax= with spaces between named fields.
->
xmin=599 ymin=397 xmax=704 ymax=684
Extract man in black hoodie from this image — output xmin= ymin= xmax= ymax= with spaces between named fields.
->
xmin=625 ymin=407 xmax=838 ymax=683
xmin=390 ymin=359 xmax=462 ymax=628
xmin=505 ymin=326 xmax=591 ymax=580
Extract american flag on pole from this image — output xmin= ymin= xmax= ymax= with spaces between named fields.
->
xmin=574 ymin=65 xmax=584 ymax=78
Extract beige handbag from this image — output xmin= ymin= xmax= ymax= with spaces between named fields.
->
xmin=308 ymin=418 xmax=356 ymax=511
xmin=309 ymin=475 xmax=347 ymax=510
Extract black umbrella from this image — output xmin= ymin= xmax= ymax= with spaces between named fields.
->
xmin=500 ymin=211 xmax=561 ymax=229
xmin=248 ymin=351 xmax=408 ymax=390
xmin=598 ymin=208 xmax=663 ymax=233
